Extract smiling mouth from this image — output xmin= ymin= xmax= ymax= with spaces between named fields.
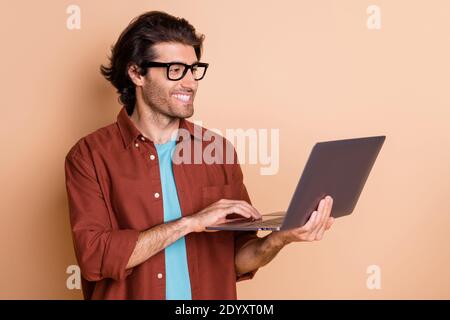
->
xmin=172 ymin=93 xmax=192 ymax=103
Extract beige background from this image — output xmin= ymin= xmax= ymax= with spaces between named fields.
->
xmin=1 ymin=0 xmax=449 ymax=299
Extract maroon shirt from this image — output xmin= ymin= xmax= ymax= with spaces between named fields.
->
xmin=64 ymin=106 xmax=259 ymax=299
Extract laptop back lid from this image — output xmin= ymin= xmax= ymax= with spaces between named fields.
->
xmin=281 ymin=135 xmax=386 ymax=230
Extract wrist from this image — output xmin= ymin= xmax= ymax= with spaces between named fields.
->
xmin=181 ymin=215 xmax=199 ymax=234
xmin=266 ymin=232 xmax=290 ymax=249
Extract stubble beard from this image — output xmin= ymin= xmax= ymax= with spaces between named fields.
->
xmin=142 ymin=82 xmax=194 ymax=120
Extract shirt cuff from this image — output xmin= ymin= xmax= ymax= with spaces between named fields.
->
xmin=101 ymin=229 xmax=140 ymax=281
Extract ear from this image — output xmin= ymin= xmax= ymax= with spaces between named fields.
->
xmin=127 ymin=63 xmax=146 ymax=87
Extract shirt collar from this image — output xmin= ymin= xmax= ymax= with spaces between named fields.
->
xmin=117 ymin=106 xmax=200 ymax=149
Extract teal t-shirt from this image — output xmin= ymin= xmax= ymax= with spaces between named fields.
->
xmin=155 ymin=139 xmax=192 ymax=300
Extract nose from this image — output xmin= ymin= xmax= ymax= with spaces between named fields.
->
xmin=180 ymin=67 xmax=197 ymax=89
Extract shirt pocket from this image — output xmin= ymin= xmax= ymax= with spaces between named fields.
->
xmin=199 ymin=183 xmax=245 ymax=247
xmin=201 ymin=181 xmax=244 ymax=208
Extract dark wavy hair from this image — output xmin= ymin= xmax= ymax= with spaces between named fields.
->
xmin=100 ymin=11 xmax=205 ymax=115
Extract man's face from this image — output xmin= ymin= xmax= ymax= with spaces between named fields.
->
xmin=140 ymin=42 xmax=199 ymax=119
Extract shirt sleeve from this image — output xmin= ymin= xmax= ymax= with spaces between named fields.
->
xmin=64 ymin=146 xmax=140 ymax=282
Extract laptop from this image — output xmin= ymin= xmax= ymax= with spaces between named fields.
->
xmin=205 ymin=135 xmax=386 ymax=231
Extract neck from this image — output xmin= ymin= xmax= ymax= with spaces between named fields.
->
xmin=130 ymin=102 xmax=180 ymax=145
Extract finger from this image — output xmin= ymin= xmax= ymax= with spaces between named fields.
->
xmin=316 ymin=197 xmax=333 ymax=239
xmin=209 ymin=200 xmax=249 ymax=213
xmin=216 ymin=199 xmax=261 ymax=220
xmin=219 ymin=206 xmax=252 ymax=219
xmin=214 ymin=198 xmax=245 ymax=207
xmin=309 ymin=211 xmax=323 ymax=239
xmin=316 ymin=198 xmax=328 ymax=229
xmin=324 ymin=217 xmax=334 ymax=230
xmin=235 ymin=202 xmax=261 ymax=219
xmin=224 ymin=200 xmax=261 ymax=219
xmin=242 ymin=202 xmax=262 ymax=219
xmin=298 ymin=210 xmax=318 ymax=234
xmin=325 ymin=196 xmax=333 ymax=220
xmin=231 ymin=203 xmax=257 ymax=219
xmin=310 ymin=199 xmax=326 ymax=236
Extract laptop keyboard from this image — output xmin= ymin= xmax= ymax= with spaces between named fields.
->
xmin=252 ymin=217 xmax=284 ymax=227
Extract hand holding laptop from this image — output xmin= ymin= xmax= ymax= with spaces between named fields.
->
xmin=269 ymin=196 xmax=334 ymax=245
xmin=186 ymin=194 xmax=334 ymax=242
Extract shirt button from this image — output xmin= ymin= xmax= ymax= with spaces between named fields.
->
xmin=157 ymin=273 xmax=163 ymax=279
xmin=154 ymin=192 xmax=160 ymax=199
xmin=150 ymin=154 xmax=155 ymax=160
xmin=134 ymin=143 xmax=139 ymax=147
xmin=140 ymin=136 xmax=145 ymax=141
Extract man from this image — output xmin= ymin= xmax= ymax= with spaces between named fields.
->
xmin=64 ymin=11 xmax=334 ymax=300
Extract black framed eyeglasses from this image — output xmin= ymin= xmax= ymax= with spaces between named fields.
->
xmin=140 ymin=61 xmax=209 ymax=81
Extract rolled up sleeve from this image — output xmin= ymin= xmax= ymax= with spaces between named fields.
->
xmin=230 ymin=147 xmax=260 ymax=282
xmin=64 ymin=149 xmax=140 ymax=282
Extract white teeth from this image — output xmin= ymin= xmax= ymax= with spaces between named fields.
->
xmin=173 ymin=94 xmax=190 ymax=102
